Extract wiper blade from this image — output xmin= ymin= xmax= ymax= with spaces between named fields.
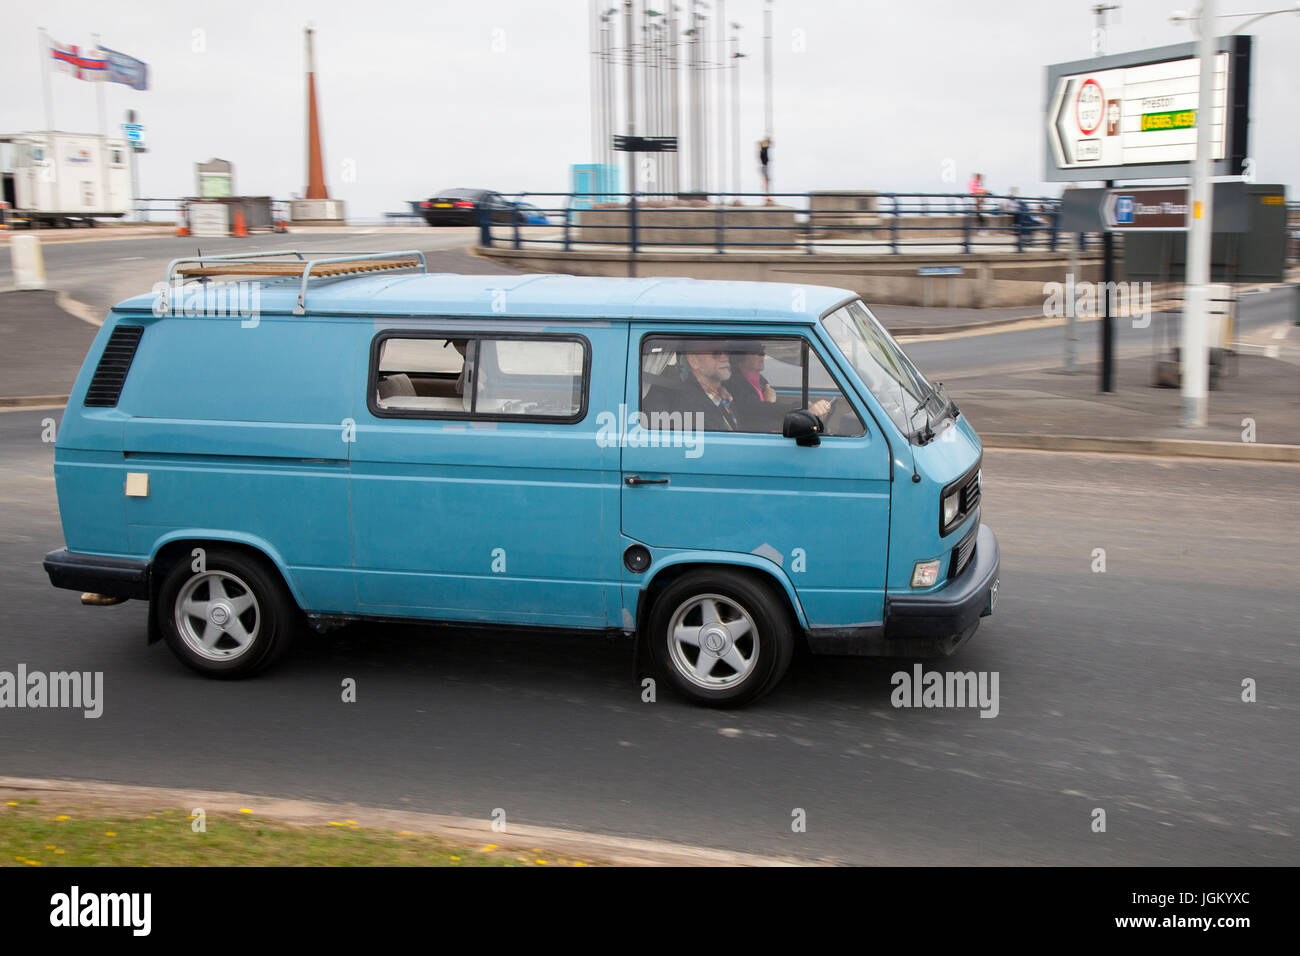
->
xmin=908 ymin=381 xmax=939 ymax=443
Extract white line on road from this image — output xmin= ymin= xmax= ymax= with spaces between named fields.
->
xmin=55 ymin=291 xmax=103 ymax=327
xmin=117 ymin=256 xmax=145 ymax=261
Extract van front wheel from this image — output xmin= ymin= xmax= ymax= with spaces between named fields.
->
xmin=157 ymin=548 xmax=297 ymax=678
xmin=647 ymin=570 xmax=794 ymax=707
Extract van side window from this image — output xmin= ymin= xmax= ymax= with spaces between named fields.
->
xmin=372 ymin=334 xmax=588 ymax=421
xmin=640 ymin=335 xmax=865 ymax=437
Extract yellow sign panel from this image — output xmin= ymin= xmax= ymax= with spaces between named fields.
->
xmin=1140 ymin=109 xmax=1197 ymax=132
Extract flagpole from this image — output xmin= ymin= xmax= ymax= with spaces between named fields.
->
xmin=92 ymin=34 xmax=110 ymax=216
xmin=38 ymin=28 xmax=54 ymax=132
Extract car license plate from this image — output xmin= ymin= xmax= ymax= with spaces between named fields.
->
xmin=435 ymin=202 xmax=452 ymax=208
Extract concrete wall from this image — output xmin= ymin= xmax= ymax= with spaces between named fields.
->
xmin=473 ymin=247 xmax=1108 ymax=308
xmin=574 ymin=205 xmax=798 ymax=247
xmin=811 ymin=213 xmax=1018 ymax=240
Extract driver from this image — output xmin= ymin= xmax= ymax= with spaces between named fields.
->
xmin=727 ymin=341 xmax=832 ymax=433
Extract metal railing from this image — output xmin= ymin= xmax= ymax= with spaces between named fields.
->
xmin=476 ymin=191 xmax=1091 ymax=256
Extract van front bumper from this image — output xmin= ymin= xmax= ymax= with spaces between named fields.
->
xmin=804 ymin=525 xmax=1000 ymax=658
xmin=43 ymin=548 xmax=150 ymax=601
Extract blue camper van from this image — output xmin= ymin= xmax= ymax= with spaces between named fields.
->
xmin=44 ymin=250 xmax=999 ymax=706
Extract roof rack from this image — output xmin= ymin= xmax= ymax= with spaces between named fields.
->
xmin=159 ymin=249 xmax=428 ymax=315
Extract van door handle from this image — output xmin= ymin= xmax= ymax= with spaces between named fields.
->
xmin=624 ymin=475 xmax=669 ymax=486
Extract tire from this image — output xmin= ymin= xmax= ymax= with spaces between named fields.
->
xmin=156 ymin=546 xmax=298 ymax=678
xmin=645 ymin=569 xmax=795 ymax=707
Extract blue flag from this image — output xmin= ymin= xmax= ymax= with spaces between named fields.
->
xmin=99 ymin=46 xmax=149 ymax=91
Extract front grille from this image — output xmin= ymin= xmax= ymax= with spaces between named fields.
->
xmin=84 ymin=325 xmax=144 ymax=407
xmin=950 ymin=524 xmax=978 ymax=580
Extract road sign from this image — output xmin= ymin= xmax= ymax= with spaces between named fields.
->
xmin=1045 ymin=36 xmax=1250 ymax=182
xmin=122 ymin=123 xmax=144 ymax=143
xmin=1059 ymin=182 xmax=1256 ymax=234
xmin=1102 ymin=187 xmax=1190 ymax=231
xmin=613 ymin=135 xmax=678 ymax=153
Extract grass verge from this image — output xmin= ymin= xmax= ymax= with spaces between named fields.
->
xmin=0 ymin=799 xmax=597 ymax=867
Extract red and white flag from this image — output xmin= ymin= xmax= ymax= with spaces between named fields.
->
xmin=50 ymin=41 xmax=107 ymax=82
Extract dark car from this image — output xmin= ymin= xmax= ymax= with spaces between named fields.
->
xmin=418 ymin=188 xmax=516 ymax=226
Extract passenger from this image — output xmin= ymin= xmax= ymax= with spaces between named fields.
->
xmin=642 ymin=341 xmax=739 ymax=432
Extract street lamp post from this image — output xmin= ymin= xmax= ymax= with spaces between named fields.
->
xmin=731 ymin=23 xmax=743 ymax=198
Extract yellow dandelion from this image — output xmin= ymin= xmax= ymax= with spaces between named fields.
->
xmin=328 ymin=821 xmax=345 ymax=826
xmin=104 ymin=832 xmax=116 ymax=837
xmin=574 ymin=862 xmax=586 ymax=867
xmin=450 ymin=855 xmax=461 ymax=861
xmin=45 ymin=845 xmax=56 ymax=850
xmin=5 ymin=801 xmax=17 ymax=806
xmin=26 ymin=859 xmax=41 ymax=866
xmin=535 ymin=859 xmax=548 ymax=865
xmin=481 ymin=844 xmax=498 ymax=851
xmin=238 ymin=809 xmax=253 ymax=814
xmin=54 ymin=849 xmax=65 ymax=855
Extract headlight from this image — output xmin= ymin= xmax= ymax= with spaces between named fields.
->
xmin=911 ymin=559 xmax=941 ymax=588
xmin=942 ymin=490 xmax=961 ymax=529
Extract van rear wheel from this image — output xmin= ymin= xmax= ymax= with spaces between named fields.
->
xmin=647 ymin=569 xmax=794 ymax=707
xmin=157 ymin=547 xmax=297 ymax=678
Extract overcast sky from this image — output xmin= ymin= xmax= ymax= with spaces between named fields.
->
xmin=3 ymin=0 xmax=1297 ymax=217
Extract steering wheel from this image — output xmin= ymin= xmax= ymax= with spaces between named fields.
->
xmin=820 ymin=396 xmax=852 ymax=436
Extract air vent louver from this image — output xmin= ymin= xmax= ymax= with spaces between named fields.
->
xmin=84 ymin=325 xmax=144 ymax=407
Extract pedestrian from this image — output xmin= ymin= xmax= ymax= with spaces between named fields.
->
xmin=968 ymin=172 xmax=988 ymax=235
xmin=1006 ymin=187 xmax=1030 ymax=245
xmin=758 ymin=139 xmax=772 ymax=205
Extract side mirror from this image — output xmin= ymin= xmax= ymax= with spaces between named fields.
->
xmin=783 ymin=409 xmax=823 ymax=447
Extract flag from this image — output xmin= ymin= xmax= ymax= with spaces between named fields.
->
xmin=99 ymin=46 xmax=149 ymax=91
xmin=50 ymin=41 xmax=106 ymax=82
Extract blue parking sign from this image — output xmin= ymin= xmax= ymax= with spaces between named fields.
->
xmin=1115 ymin=196 xmax=1135 ymax=224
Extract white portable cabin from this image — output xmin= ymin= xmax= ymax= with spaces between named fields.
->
xmin=1 ymin=131 xmax=132 ymax=221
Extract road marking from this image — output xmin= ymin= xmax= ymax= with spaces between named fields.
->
xmin=55 ymin=291 xmax=103 ymax=327
xmin=117 ymin=256 xmax=145 ymax=261
xmin=1272 ymin=327 xmax=1288 ymax=340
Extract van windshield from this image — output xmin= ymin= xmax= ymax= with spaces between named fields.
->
xmin=821 ymin=300 xmax=941 ymax=438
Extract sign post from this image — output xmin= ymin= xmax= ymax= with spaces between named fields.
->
xmin=1183 ymin=0 xmax=1217 ymax=427
xmin=1045 ymin=34 xmax=1251 ymax=405
xmin=122 ymin=109 xmax=144 ymax=221
xmin=613 ymin=134 xmax=678 ymax=279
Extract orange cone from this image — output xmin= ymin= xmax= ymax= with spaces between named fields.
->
xmin=232 ymin=208 xmax=248 ymax=238
xmin=176 ymin=222 xmax=189 ymax=237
